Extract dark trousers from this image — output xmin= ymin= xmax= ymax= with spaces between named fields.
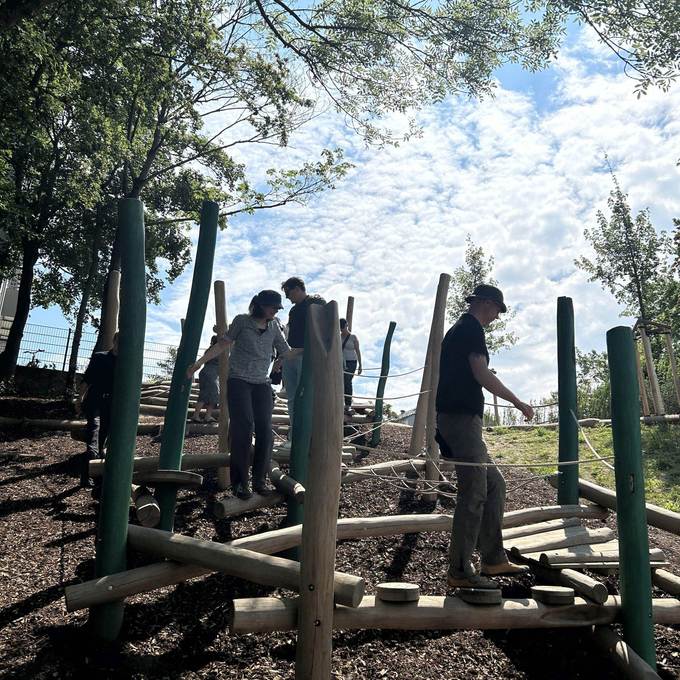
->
xmin=84 ymin=399 xmax=111 ymax=460
xmin=344 ymin=360 xmax=357 ymax=407
xmin=227 ymin=378 xmax=273 ymax=491
xmin=437 ymin=412 xmax=506 ymax=576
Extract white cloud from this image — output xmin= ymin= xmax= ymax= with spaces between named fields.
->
xmin=142 ymin=27 xmax=680 ymax=411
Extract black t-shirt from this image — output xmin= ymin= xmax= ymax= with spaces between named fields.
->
xmin=436 ymin=313 xmax=489 ymax=418
xmin=82 ymin=350 xmax=117 ymax=405
xmin=287 ymin=295 xmax=326 ymax=348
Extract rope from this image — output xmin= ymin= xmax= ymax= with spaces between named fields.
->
xmin=571 ymin=409 xmax=615 ymax=471
xmin=345 ymin=389 xmax=430 ymax=402
xmin=485 ymin=401 xmax=558 ymax=409
xmin=344 ymin=366 xmax=427 ymax=379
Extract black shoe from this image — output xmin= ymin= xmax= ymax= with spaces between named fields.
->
xmin=235 ymin=485 xmax=253 ymax=501
xmin=253 ymin=484 xmax=276 ymax=496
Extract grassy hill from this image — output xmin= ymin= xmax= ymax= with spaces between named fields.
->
xmin=485 ymin=423 xmax=680 ymax=512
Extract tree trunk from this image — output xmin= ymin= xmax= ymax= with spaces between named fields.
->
xmin=66 ymin=230 xmax=101 ymax=394
xmin=0 ymin=238 xmax=39 ymax=380
xmin=94 ymin=224 xmax=121 ymax=353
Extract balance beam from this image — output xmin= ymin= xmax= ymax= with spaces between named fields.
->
xmin=230 ymin=595 xmax=680 ymax=633
xmin=90 ymin=452 xmax=230 ymax=477
xmin=126 ymin=525 xmax=364 ymax=608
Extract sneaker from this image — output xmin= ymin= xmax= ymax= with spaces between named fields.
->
xmin=235 ymin=485 xmax=253 ymax=501
xmin=253 ymin=485 xmax=276 ymax=496
xmin=480 ymin=560 xmax=529 ymax=576
xmin=446 ymin=572 xmax=499 ymax=590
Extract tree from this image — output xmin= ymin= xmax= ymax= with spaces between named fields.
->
xmin=446 ymin=235 xmax=517 ymax=354
xmin=575 ymin=173 xmax=673 ymax=322
xmin=575 ymin=348 xmax=611 ymax=419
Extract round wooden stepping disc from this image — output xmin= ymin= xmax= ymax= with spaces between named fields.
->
xmin=376 ymin=582 xmax=420 ymax=603
xmin=531 ymin=585 xmax=575 ymax=605
xmin=457 ymin=588 xmax=502 ymax=606
xmin=132 ymin=469 xmax=203 ymax=489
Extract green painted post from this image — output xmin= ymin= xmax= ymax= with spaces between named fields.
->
xmin=89 ymin=199 xmax=146 ymax=640
xmin=156 ymin=201 xmax=219 ymax=530
xmin=286 ymin=319 xmax=314 ymax=534
xmin=557 ymin=296 xmax=579 ymax=505
xmin=370 ymin=321 xmax=396 ymax=447
xmin=607 ymin=326 xmax=656 ymax=668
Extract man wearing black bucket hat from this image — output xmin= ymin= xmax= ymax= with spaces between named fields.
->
xmin=437 ymin=283 xmax=534 ymax=590
xmin=188 ymin=289 xmax=301 ymax=500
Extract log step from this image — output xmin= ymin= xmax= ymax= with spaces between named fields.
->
xmin=531 ymin=586 xmax=575 ymax=606
xmin=376 ymin=582 xmax=420 ymax=603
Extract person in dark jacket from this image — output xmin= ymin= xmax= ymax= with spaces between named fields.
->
xmin=77 ymin=333 xmax=118 ymax=486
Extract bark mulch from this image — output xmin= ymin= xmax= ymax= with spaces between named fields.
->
xmin=1 ymin=424 xmax=679 ymax=679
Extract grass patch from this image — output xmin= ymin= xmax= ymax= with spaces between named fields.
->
xmin=486 ymin=423 xmax=680 ymax=512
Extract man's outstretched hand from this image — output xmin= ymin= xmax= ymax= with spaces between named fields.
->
xmin=515 ymin=401 xmax=535 ymax=421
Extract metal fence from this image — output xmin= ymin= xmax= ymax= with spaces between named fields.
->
xmin=0 ymin=320 xmax=178 ymax=382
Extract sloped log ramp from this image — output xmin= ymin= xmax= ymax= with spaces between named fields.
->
xmin=230 ymin=595 xmax=680 ymax=634
xmin=126 ymin=525 xmax=364 ymax=608
xmin=501 ymin=504 xmax=608 ymax=528
xmin=213 ymin=491 xmax=286 ymax=519
xmin=501 ymin=517 xmax=582 ymax=541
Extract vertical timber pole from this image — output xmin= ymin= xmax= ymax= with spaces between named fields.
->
xmin=640 ymin=325 xmax=664 ymax=415
xmin=214 ymin=281 xmax=230 ymax=490
xmin=100 ymin=269 xmax=121 ymax=351
xmin=663 ymin=332 xmax=680 ymax=406
xmin=557 ymin=297 xmax=579 ymax=505
xmin=345 ymin=296 xmax=354 ymax=330
xmin=62 ymin=328 xmax=72 ymax=372
xmin=634 ymin=339 xmax=651 ymax=417
xmin=89 ymin=199 xmax=146 ymax=640
xmin=286 ymin=317 xmax=314 ymax=535
xmin=423 ymin=274 xmax=450 ymax=501
xmin=296 ymin=302 xmax=344 ymax=680
xmin=156 ymin=201 xmax=218 ymax=531
xmin=606 ymin=326 xmax=656 ymax=668
xmin=370 ymin=321 xmax=396 ymax=447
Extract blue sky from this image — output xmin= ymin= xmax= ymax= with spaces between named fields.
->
xmin=29 ymin=24 xmax=680 ymax=410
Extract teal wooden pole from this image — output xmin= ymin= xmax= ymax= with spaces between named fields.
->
xmin=557 ymin=296 xmax=579 ymax=504
xmin=370 ymin=321 xmax=396 ymax=447
xmin=286 ymin=318 xmax=314 ymax=533
xmin=607 ymin=326 xmax=656 ymax=668
xmin=89 ymin=199 xmax=146 ymax=641
xmin=156 ymin=201 xmax=219 ymax=530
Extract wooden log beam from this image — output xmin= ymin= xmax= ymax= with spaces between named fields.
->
xmin=501 ymin=517 xmax=582 ymax=541
xmin=506 ymin=527 xmax=615 ymax=554
xmin=90 ymin=452 xmax=231 ymax=478
xmin=502 ymin=504 xmax=609 ymax=528
xmin=126 ymin=525 xmax=364 ymax=608
xmin=530 ymin=563 xmax=609 ymax=604
xmin=547 ymin=476 xmax=680 ymax=536
xmin=342 ymin=459 xmax=425 ymax=484
xmin=270 ymin=467 xmax=305 ymax=503
xmin=651 ymin=569 xmax=680 ymax=597
xmin=131 ymin=485 xmax=160 ymax=528
xmin=230 ymin=595 xmax=680 ymax=634
xmin=591 ymin=626 xmax=662 ymax=680
xmin=536 ymin=547 xmax=666 ymax=567
xmin=213 ymin=491 xmax=285 ymax=519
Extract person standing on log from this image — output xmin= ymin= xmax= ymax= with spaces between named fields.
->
xmin=437 ymin=284 xmax=534 ymax=589
xmin=280 ymin=276 xmax=326 ymax=447
xmin=191 ymin=335 xmax=219 ymax=423
xmin=340 ymin=318 xmax=362 ymax=414
xmin=77 ymin=332 xmax=118 ymax=487
xmin=187 ymin=290 xmax=300 ymax=500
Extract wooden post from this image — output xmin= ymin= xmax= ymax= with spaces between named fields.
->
xmin=156 ymin=202 xmax=218 ymax=530
xmin=345 ymin=296 xmax=354 ymax=329
xmin=607 ymin=326 xmax=656 ymax=668
xmin=99 ymin=269 xmax=121 ymax=350
xmin=639 ymin=325 xmax=665 ymax=415
xmin=634 ymin=339 xmax=651 ymax=417
xmin=370 ymin=321 xmax=396 ymax=447
xmin=214 ymin=281 xmax=230 ymax=490
xmin=423 ymin=274 xmax=451 ymax=501
xmin=493 ymin=392 xmax=500 ymax=425
xmin=663 ymin=332 xmax=680 ymax=406
xmin=296 ymin=302 xmax=344 ymax=680
xmin=89 ymin=199 xmax=146 ymax=641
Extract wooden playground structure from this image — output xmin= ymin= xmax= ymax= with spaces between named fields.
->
xmin=52 ymin=199 xmax=680 ymax=678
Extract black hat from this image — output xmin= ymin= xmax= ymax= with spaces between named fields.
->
xmin=254 ymin=289 xmax=283 ymax=309
xmin=465 ymin=284 xmax=507 ymax=313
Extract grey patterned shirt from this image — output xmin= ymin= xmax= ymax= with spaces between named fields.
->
xmin=225 ymin=314 xmax=290 ymax=384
